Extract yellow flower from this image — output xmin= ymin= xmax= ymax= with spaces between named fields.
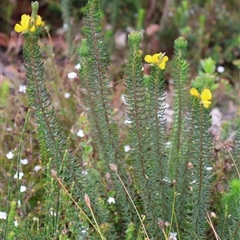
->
xmin=144 ymin=52 xmax=169 ymax=70
xmin=200 ymin=89 xmax=212 ymax=108
xmin=14 ymin=14 xmax=44 ymax=33
xmin=35 ymin=15 xmax=45 ymax=26
xmin=14 ymin=14 xmax=31 ymax=33
xmin=190 ymin=88 xmax=212 ymax=108
xmin=190 ymin=88 xmax=200 ymax=97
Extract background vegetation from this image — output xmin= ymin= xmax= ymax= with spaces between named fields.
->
xmin=0 ymin=0 xmax=239 ymax=239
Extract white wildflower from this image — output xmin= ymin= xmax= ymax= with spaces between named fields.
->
xmin=0 ymin=211 xmax=7 ymax=220
xmin=81 ymin=229 xmax=88 ymax=234
xmin=34 ymin=165 xmax=42 ymax=172
xmin=163 ymin=177 xmax=171 ymax=183
xmin=77 ymin=129 xmax=84 ymax=137
xmin=63 ymin=23 xmax=69 ymax=30
xmin=75 ymin=63 xmax=81 ymax=70
xmin=6 ymin=151 xmax=14 ymax=159
xmin=14 ymin=220 xmax=18 ymax=227
xmin=19 ymin=85 xmax=27 ymax=93
xmin=67 ymin=72 xmax=77 ymax=79
xmin=205 ymin=166 xmax=213 ymax=171
xmin=190 ymin=180 xmax=197 ymax=185
xmin=14 ymin=171 xmax=24 ymax=180
xmin=20 ymin=185 xmax=27 ymax=192
xmin=124 ymin=118 xmax=132 ymax=125
xmin=64 ymin=92 xmax=71 ymax=98
xmin=50 ymin=209 xmax=56 ymax=216
xmin=20 ymin=158 xmax=29 ymax=165
xmin=107 ymin=197 xmax=115 ymax=204
xmin=121 ymin=95 xmax=126 ymax=104
xmin=217 ymin=66 xmax=225 ymax=73
xmin=169 ymin=232 xmax=177 ymax=240
xmin=124 ymin=145 xmax=131 ymax=152
xmin=165 ymin=142 xmax=171 ymax=148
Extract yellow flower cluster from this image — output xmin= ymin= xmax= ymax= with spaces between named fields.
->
xmin=14 ymin=14 xmax=45 ymax=33
xmin=144 ymin=52 xmax=169 ymax=70
xmin=190 ymin=88 xmax=212 ymax=108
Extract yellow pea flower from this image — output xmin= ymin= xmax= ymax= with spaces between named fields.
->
xmin=144 ymin=52 xmax=169 ymax=70
xmin=14 ymin=14 xmax=31 ymax=33
xmin=36 ymin=15 xmax=45 ymax=26
xmin=144 ymin=54 xmax=154 ymax=63
xmin=14 ymin=14 xmax=45 ymax=33
xmin=152 ymin=54 xmax=160 ymax=63
xmin=200 ymin=89 xmax=212 ymax=108
xmin=190 ymin=88 xmax=212 ymax=108
xmin=190 ymin=88 xmax=200 ymax=98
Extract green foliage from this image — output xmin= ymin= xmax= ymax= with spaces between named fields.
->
xmin=5 ymin=201 xmax=16 ymax=240
xmin=22 ymin=26 xmax=75 ymax=240
xmin=100 ymin=0 xmax=145 ymax=29
xmin=78 ymin=1 xmax=136 ymax=237
xmin=232 ymin=117 xmax=240 ymax=179
xmin=124 ymin=32 xmax=169 ymax=238
xmin=217 ymin=179 xmax=240 ymax=239
xmin=0 ymin=81 xmax=10 ymax=127
xmin=200 ymin=57 xmax=216 ymax=75
xmin=168 ymin=37 xmax=189 ymax=179
xmin=2 ymin=0 xmax=239 ymax=239
xmin=163 ymin=0 xmax=239 ymax=71
xmin=0 ymin=81 xmax=9 ymax=108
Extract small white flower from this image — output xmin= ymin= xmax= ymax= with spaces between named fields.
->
xmin=0 ymin=211 xmax=7 ymax=220
xmin=33 ymin=217 xmax=38 ymax=221
xmin=82 ymin=170 xmax=88 ymax=176
xmin=121 ymin=95 xmax=127 ymax=104
xmin=205 ymin=166 xmax=213 ymax=171
xmin=14 ymin=171 xmax=24 ymax=180
xmin=77 ymin=129 xmax=84 ymax=137
xmin=124 ymin=118 xmax=132 ymax=125
xmin=190 ymin=180 xmax=197 ymax=185
xmin=169 ymin=232 xmax=177 ymax=240
xmin=124 ymin=145 xmax=131 ymax=152
xmin=64 ymin=92 xmax=71 ymax=98
xmin=50 ymin=209 xmax=56 ymax=216
xmin=217 ymin=66 xmax=225 ymax=73
xmin=67 ymin=72 xmax=77 ymax=79
xmin=63 ymin=23 xmax=69 ymax=30
xmin=6 ymin=127 xmax=13 ymax=132
xmin=81 ymin=229 xmax=88 ymax=234
xmin=107 ymin=197 xmax=115 ymax=204
xmin=14 ymin=220 xmax=18 ymax=227
xmin=20 ymin=158 xmax=29 ymax=165
xmin=165 ymin=142 xmax=171 ymax=148
xmin=18 ymin=200 xmax=21 ymax=206
xmin=19 ymin=85 xmax=27 ymax=93
xmin=6 ymin=151 xmax=14 ymax=159
xmin=163 ymin=177 xmax=171 ymax=183
xmin=75 ymin=63 xmax=81 ymax=70
xmin=20 ymin=185 xmax=27 ymax=192
xmin=34 ymin=165 xmax=42 ymax=172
